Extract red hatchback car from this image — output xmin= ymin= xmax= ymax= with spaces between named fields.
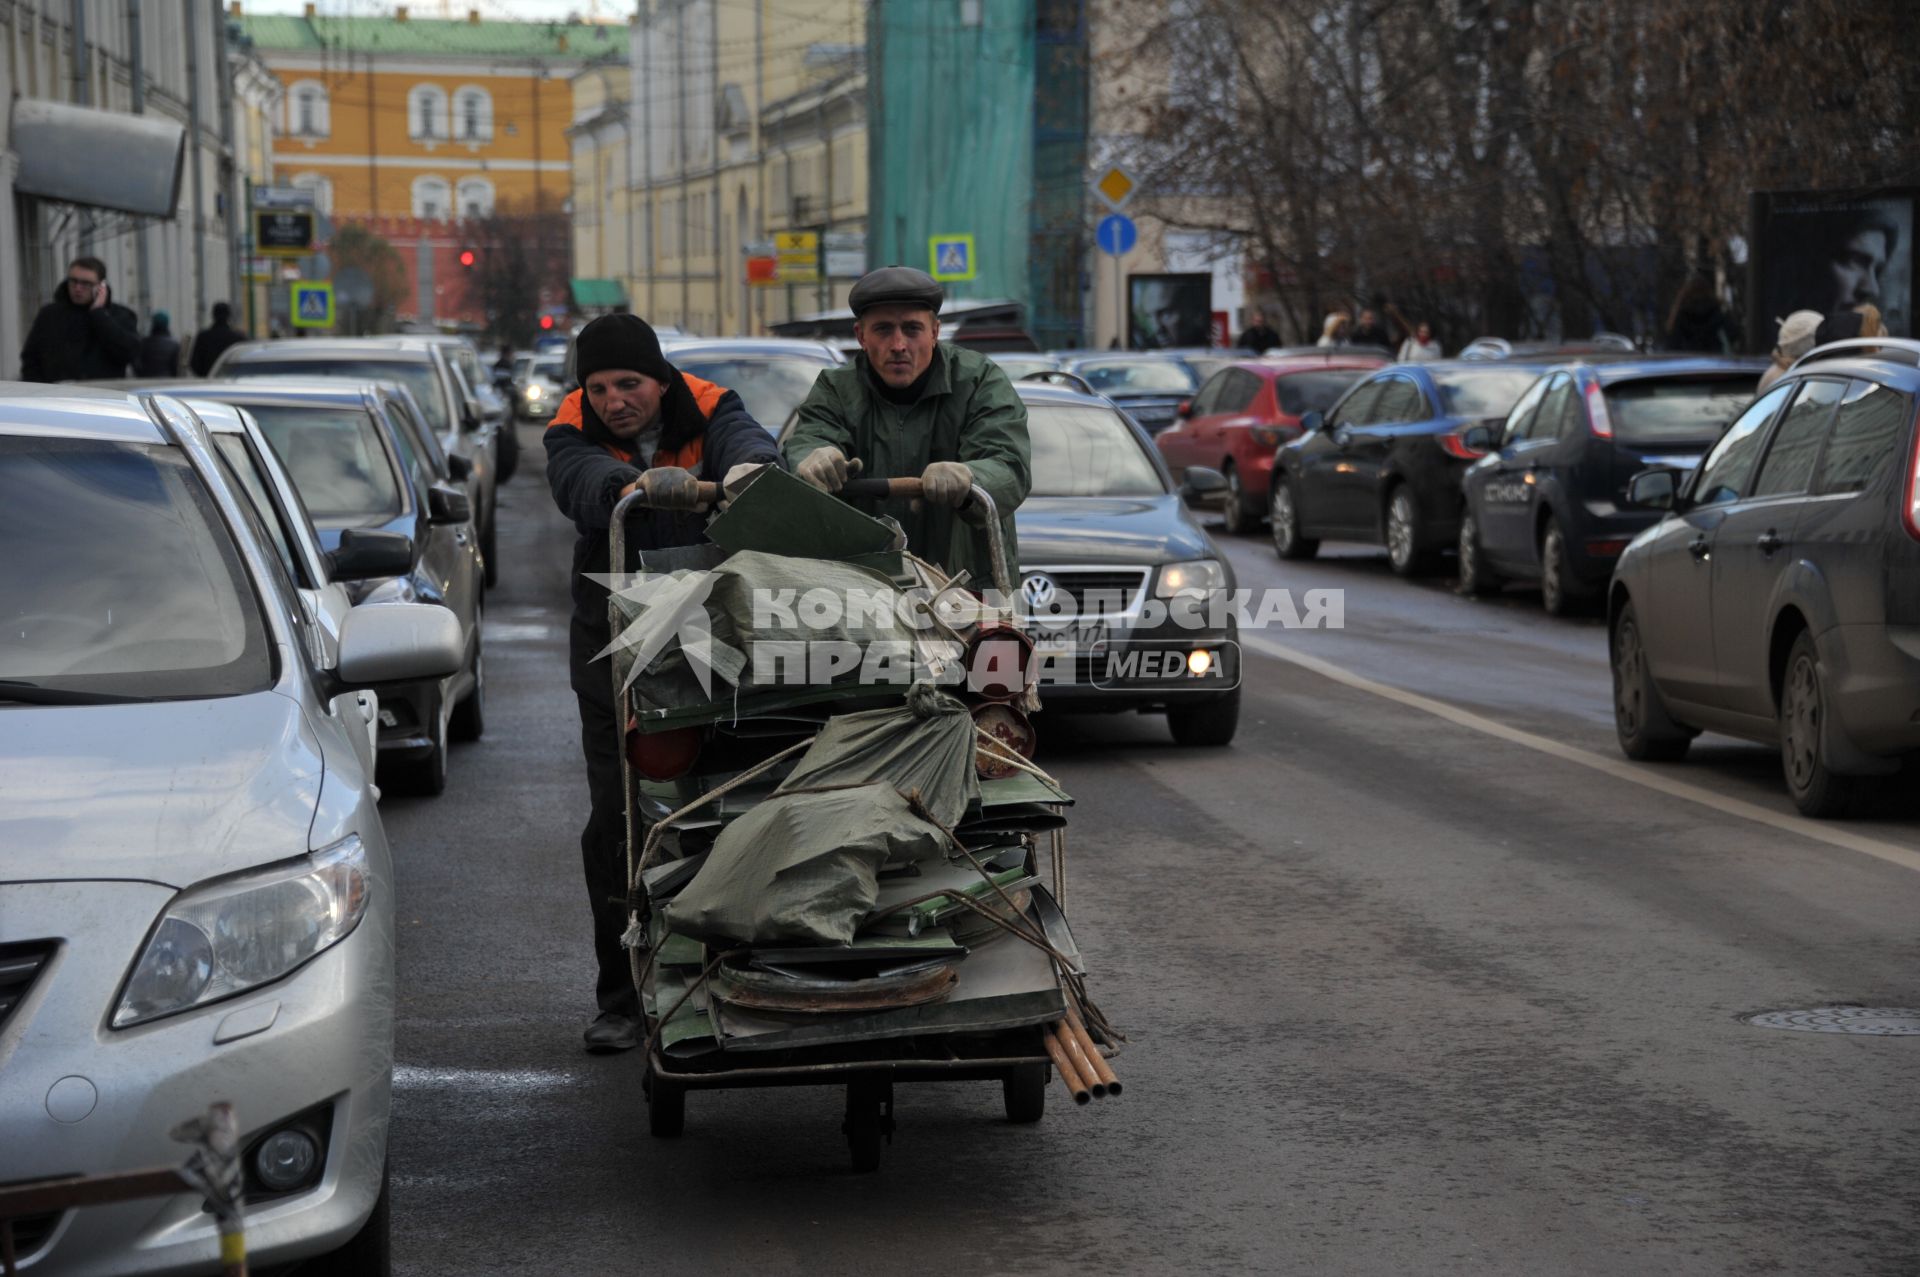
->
xmin=1155 ymin=353 xmax=1388 ymax=532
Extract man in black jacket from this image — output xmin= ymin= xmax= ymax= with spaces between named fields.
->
xmin=19 ymin=256 xmax=139 ymax=382
xmin=543 ymin=313 xmax=780 ymax=1052
xmin=189 ymin=302 xmax=246 ymax=376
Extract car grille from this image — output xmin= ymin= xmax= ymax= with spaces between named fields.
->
xmin=0 ymin=941 xmax=54 ymax=1035
xmin=0 ymin=1206 xmax=62 ymax=1261
xmin=1018 ymin=566 xmax=1150 ymax=618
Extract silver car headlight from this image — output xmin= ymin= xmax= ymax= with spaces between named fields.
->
xmin=1155 ymin=558 xmax=1226 ymax=598
xmin=113 ymin=836 xmax=370 ymax=1028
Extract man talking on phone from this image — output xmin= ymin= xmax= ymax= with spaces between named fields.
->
xmin=20 ymin=256 xmax=140 ymax=382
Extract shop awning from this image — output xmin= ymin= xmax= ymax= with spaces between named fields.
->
xmin=570 ymin=277 xmax=628 ymax=309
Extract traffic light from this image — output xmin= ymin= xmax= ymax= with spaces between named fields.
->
xmin=458 ymin=249 xmax=476 ymax=268
xmin=539 ymin=315 xmax=554 ymax=330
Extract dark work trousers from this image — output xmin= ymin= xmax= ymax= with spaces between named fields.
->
xmin=570 ymin=612 xmax=641 ymax=1020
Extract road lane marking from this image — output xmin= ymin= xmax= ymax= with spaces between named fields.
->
xmin=393 ymin=1065 xmax=576 ymax=1092
xmin=1239 ymin=632 xmax=1920 ymax=875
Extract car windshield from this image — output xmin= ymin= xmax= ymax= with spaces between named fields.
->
xmin=242 ymin=404 xmax=403 ymax=525
xmin=1073 ymin=360 xmax=1198 ymax=394
xmin=0 ymin=436 xmax=272 ymax=699
xmin=532 ymin=357 xmax=565 ymax=380
xmin=1275 ymin=370 xmax=1373 ymax=416
xmin=1603 ymin=377 xmax=1760 ymax=444
xmin=671 ymin=355 xmax=829 ymax=431
xmin=1028 ymin=403 xmax=1166 ymax=497
xmin=229 ymin=358 xmax=451 ymax=436
xmin=1432 ymin=369 xmax=1543 ymax=419
xmin=991 ymin=357 xmax=1058 ymax=379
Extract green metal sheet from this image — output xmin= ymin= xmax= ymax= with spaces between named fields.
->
xmin=570 ymin=277 xmax=629 ymax=308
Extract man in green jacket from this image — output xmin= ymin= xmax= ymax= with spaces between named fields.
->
xmin=784 ymin=266 xmax=1030 ymax=591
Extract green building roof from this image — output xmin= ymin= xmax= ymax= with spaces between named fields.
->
xmin=236 ymin=12 xmax=628 ymax=61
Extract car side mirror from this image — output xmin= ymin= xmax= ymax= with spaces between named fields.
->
xmin=327 ymin=528 xmax=414 ymax=582
xmin=1299 ymin=410 xmax=1324 ymax=434
xmin=446 ymin=452 xmax=472 ymax=481
xmin=1175 ymin=399 xmax=1192 ymax=419
xmin=1626 ymin=468 xmax=1678 ymax=511
xmin=427 ymin=482 xmax=472 ymax=525
xmin=1461 ymin=423 xmax=1497 ymax=453
xmin=1182 ymin=465 xmax=1229 ymax=498
xmin=334 ymin=602 xmax=463 ymax=691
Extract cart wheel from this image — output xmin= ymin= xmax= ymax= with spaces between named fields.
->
xmin=647 ymin=1068 xmax=685 ymax=1139
xmin=1003 ymin=1064 xmax=1047 ymax=1124
xmin=842 ymin=1078 xmax=892 ymax=1174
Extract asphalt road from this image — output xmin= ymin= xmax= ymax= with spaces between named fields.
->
xmin=378 ymin=431 xmax=1920 ymax=1276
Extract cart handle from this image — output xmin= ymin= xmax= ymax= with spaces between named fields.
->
xmin=609 ymin=479 xmax=1011 ymax=598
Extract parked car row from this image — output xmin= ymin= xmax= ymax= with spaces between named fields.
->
xmin=0 ymin=383 xmax=473 ymax=1272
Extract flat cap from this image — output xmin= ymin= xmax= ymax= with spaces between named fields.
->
xmin=849 ymin=265 xmax=944 ymax=317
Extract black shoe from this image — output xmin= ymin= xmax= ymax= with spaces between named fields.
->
xmin=583 ymin=1012 xmax=640 ymax=1053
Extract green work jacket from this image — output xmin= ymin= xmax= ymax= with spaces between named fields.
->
xmin=784 ymin=343 xmax=1030 ymax=591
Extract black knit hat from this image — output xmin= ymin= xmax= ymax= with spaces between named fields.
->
xmin=574 ymin=313 xmax=675 ymax=385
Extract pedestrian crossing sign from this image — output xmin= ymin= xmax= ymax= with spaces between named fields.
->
xmin=928 ymin=234 xmax=976 ymax=282
xmin=291 ymin=281 xmax=334 ymax=329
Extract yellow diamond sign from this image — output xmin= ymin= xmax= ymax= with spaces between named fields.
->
xmin=1095 ymin=166 xmax=1137 ymax=209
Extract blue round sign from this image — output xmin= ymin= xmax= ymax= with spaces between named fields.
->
xmin=1097 ymin=213 xmax=1137 ymax=257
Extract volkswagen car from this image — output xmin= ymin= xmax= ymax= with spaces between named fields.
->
xmin=0 ymin=385 xmax=462 ymax=1274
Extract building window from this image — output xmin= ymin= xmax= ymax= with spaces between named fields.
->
xmin=412 ymin=175 xmax=452 ymax=220
xmin=287 ymin=80 xmax=329 ymax=138
xmin=290 ymin=172 xmax=333 ymax=215
xmin=456 ymin=178 xmax=495 ymax=218
xmin=409 ymin=84 xmax=450 ymax=141
xmin=454 ymin=86 xmax=493 ymax=142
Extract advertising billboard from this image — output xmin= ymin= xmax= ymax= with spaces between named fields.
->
xmin=1128 ymin=272 xmax=1212 ymax=349
xmin=1750 ymin=188 xmax=1915 ymax=346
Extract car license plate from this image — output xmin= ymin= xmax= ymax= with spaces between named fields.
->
xmin=1032 ymin=619 xmax=1108 ymax=655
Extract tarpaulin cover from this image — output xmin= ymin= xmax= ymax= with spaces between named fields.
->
xmin=774 ymin=685 xmax=978 ymax=828
xmin=608 ymin=548 xmax=914 ymax=713
xmin=664 ymin=781 xmax=948 ymax=947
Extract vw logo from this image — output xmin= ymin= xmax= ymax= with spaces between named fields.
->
xmin=1021 ymin=573 xmax=1058 ymax=611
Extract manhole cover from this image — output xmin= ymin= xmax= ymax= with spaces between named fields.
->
xmin=1739 ymin=1006 xmax=1920 ymax=1036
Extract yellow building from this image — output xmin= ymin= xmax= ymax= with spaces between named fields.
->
xmin=236 ymin=5 xmax=624 ymax=223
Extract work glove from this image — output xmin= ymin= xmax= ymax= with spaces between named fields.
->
xmin=635 ymin=465 xmax=701 ymax=511
xmin=920 ymin=460 xmax=974 ymax=507
xmin=796 ymin=446 xmax=859 ymax=492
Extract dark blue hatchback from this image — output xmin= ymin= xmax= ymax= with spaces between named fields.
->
xmin=1268 ymin=360 xmax=1554 ymax=574
xmin=1458 ymin=356 xmax=1765 ymax=613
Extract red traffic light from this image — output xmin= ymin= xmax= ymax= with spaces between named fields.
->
xmin=458 ymin=250 xmax=476 ymax=268
xmin=539 ymin=315 xmax=554 ymax=330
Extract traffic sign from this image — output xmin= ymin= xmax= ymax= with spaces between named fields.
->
xmin=775 ymin=230 xmax=820 ymax=284
xmin=254 ymin=209 xmax=315 ymax=256
xmin=290 ymin=281 xmax=334 ymax=329
xmin=1095 ymin=166 xmax=1137 ymax=210
xmin=1097 ymin=213 xmax=1137 ymax=257
xmin=929 ymin=233 xmax=976 ymax=282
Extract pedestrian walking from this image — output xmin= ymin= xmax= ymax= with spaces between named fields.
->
xmin=135 ymin=311 xmax=181 ymax=378
xmin=1237 ymin=308 xmax=1281 ymax=352
xmin=1348 ymin=307 xmax=1392 ymax=348
xmin=1756 ymin=310 xmax=1824 ymax=393
xmin=1398 ymin=322 xmax=1443 ymax=362
xmin=1316 ymin=310 xmax=1351 ymax=347
xmin=19 ymin=256 xmax=139 ymax=382
xmin=189 ymin=302 xmax=246 ymax=376
xmin=1664 ymin=274 xmax=1733 ymax=354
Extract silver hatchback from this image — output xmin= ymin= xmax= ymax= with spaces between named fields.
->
xmin=0 ymin=387 xmax=462 ymax=1273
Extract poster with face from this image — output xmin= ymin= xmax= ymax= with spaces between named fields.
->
xmin=1128 ymin=273 xmax=1213 ymax=349
xmin=1753 ymin=190 xmax=1915 ymax=343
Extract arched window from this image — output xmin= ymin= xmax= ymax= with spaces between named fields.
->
xmin=408 ymin=84 xmax=450 ymax=141
xmin=412 ymin=176 xmax=452 ymax=220
xmin=287 ymin=80 xmax=329 ymax=138
xmin=290 ymin=172 xmax=333 ymax=215
xmin=453 ymin=86 xmax=494 ymax=142
xmin=456 ymin=178 xmax=495 ymax=219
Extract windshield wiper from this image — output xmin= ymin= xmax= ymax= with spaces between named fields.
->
xmin=0 ymin=680 xmax=152 ymax=706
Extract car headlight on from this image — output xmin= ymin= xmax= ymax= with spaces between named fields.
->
xmin=1155 ymin=558 xmax=1226 ymax=598
xmin=523 ymin=383 xmax=546 ymax=402
xmin=113 ymin=836 xmax=370 ymax=1028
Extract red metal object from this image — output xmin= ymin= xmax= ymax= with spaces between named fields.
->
xmin=625 ymin=722 xmax=703 ymax=780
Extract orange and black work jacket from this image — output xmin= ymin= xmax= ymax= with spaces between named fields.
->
xmin=542 ymin=374 xmax=778 ymax=649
